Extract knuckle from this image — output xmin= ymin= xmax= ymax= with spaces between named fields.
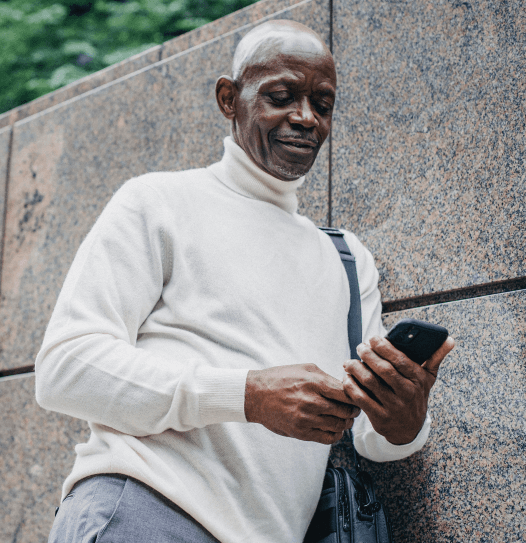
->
xmin=361 ymin=373 xmax=376 ymax=389
xmin=408 ymin=385 xmax=421 ymax=402
xmin=297 ymin=413 xmax=311 ymax=429
xmin=322 ymin=432 xmax=340 ymax=445
xmin=375 ymin=336 xmax=390 ymax=349
xmin=347 ymin=359 xmax=363 ymax=373
xmin=393 ymin=352 xmax=409 ymax=366
xmin=351 ymin=406 xmax=361 ymax=417
xmin=333 ymin=431 xmax=345 ymax=444
xmin=333 ymin=418 xmax=347 ymax=432
xmin=359 ymin=344 xmax=372 ymax=358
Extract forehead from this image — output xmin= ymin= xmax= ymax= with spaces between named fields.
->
xmin=242 ymin=48 xmax=336 ymax=93
xmin=236 ymin=28 xmax=336 ymax=87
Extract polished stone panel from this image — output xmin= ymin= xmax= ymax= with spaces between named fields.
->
xmin=0 ymin=0 xmax=330 ymax=371
xmin=0 ymin=46 xmax=162 ymax=130
xmin=0 ymin=0 xmax=307 ymax=130
xmin=161 ymin=0 xmax=307 ymax=59
xmin=0 ymin=376 xmax=89 ymax=543
xmin=331 ymin=0 xmax=526 ymax=302
xmin=332 ymin=290 xmax=526 ymax=543
xmin=0 ymin=126 xmax=10 ymax=273
xmin=2 ymin=295 xmax=524 ymax=542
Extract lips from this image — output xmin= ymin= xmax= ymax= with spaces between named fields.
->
xmin=274 ymin=137 xmax=319 ymax=156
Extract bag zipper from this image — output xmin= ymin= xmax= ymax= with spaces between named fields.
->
xmin=336 ymin=469 xmax=351 ymax=532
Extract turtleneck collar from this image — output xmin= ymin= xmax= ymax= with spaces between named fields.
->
xmin=207 ymin=136 xmax=305 ymax=215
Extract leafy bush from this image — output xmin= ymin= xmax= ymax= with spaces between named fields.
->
xmin=0 ymin=0 xmax=257 ymax=114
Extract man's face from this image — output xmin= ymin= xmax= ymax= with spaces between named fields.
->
xmin=231 ymin=39 xmax=336 ymax=181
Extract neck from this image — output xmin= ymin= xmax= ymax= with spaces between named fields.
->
xmin=208 ymin=136 xmax=305 ymax=214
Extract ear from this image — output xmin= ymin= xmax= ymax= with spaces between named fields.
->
xmin=216 ymin=76 xmax=237 ymax=120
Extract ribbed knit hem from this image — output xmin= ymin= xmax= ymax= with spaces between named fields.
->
xmin=354 ymin=413 xmax=432 ymax=462
xmin=196 ymin=366 xmax=250 ymax=425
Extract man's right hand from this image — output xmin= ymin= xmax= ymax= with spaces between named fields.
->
xmin=244 ymin=364 xmax=361 ymax=445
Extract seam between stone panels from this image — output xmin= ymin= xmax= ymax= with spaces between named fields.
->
xmin=0 ymin=125 xmax=13 ymax=298
xmin=2 ymin=1 xmax=306 ymax=126
xmin=0 ymin=371 xmax=35 ymax=382
xmin=381 ymin=277 xmax=526 ymax=314
xmin=0 ymin=365 xmax=35 ymax=380
xmin=327 ymin=0 xmax=333 ymax=227
xmin=328 ymin=130 xmax=332 ymax=227
xmin=2 ymin=279 xmax=525 ymax=377
xmin=14 ymin=0 xmax=316 ymax=127
xmin=158 ymin=0 xmax=315 ymax=64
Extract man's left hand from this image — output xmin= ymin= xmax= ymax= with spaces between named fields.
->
xmin=343 ymin=335 xmax=455 ymax=445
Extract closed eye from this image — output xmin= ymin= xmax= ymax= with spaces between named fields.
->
xmin=315 ymin=101 xmax=333 ymax=115
xmin=269 ymin=91 xmax=293 ymax=105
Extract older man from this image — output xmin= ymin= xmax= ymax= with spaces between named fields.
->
xmin=36 ymin=20 xmax=453 ymax=543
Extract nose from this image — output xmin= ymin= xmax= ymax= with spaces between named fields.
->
xmin=289 ymin=96 xmax=318 ymax=128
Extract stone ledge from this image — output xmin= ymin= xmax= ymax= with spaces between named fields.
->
xmin=0 ymin=0 xmax=306 ymax=130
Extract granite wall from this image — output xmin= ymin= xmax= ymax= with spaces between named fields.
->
xmin=0 ymin=0 xmax=524 ymax=542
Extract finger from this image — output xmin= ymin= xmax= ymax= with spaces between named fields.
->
xmin=345 ymin=350 xmax=400 ymax=393
xmin=317 ymin=372 xmax=363 ymax=407
xmin=422 ymin=336 xmax=455 ymax=377
xmin=342 ymin=373 xmax=386 ymax=418
xmin=367 ymin=336 xmax=423 ymax=382
xmin=344 ymin=417 xmax=355 ymax=431
xmin=304 ymin=429 xmax=344 ymax=445
xmin=315 ymin=415 xmax=346 ymax=433
xmin=344 ymin=356 xmax=393 ymax=403
xmin=315 ymin=414 xmax=352 ymax=433
xmin=308 ymin=395 xmax=361 ymax=420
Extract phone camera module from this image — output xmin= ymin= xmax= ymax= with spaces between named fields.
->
xmin=406 ymin=326 xmax=420 ymax=342
xmin=395 ymin=326 xmax=420 ymax=344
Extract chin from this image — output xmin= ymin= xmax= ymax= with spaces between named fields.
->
xmin=274 ymin=163 xmax=311 ymax=181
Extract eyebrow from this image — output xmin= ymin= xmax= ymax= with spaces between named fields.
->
xmin=258 ymin=75 xmax=336 ymax=99
xmin=257 ymin=74 xmax=304 ymax=89
xmin=316 ymin=86 xmax=336 ymax=100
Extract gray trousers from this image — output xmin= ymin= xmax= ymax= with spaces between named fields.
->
xmin=48 ymin=474 xmax=221 ymax=543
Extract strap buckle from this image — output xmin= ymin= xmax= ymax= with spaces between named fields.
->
xmin=319 ymin=227 xmax=345 ymax=237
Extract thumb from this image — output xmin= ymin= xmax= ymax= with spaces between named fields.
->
xmin=422 ymin=336 xmax=455 ymax=377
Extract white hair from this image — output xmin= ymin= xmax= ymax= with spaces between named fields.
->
xmin=232 ymin=21 xmax=327 ymax=82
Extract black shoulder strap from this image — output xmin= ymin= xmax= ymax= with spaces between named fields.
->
xmin=319 ymin=227 xmax=363 ymax=360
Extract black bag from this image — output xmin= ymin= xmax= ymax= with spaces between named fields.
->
xmin=304 ymin=228 xmax=393 ymax=543
xmin=304 ymin=454 xmax=393 ymax=543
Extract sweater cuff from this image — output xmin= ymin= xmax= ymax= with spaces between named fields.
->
xmin=354 ymin=413 xmax=432 ymax=462
xmin=196 ymin=366 xmax=249 ymax=426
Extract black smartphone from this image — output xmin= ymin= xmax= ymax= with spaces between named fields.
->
xmin=386 ymin=318 xmax=449 ymax=364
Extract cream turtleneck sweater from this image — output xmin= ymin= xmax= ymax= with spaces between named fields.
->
xmin=36 ymin=136 xmax=430 ymax=543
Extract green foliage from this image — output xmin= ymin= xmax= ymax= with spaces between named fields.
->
xmin=0 ymin=0 xmax=257 ymax=115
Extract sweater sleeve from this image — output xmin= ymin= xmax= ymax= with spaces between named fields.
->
xmin=341 ymin=230 xmax=431 ymax=461
xmin=35 ymin=177 xmax=248 ymax=436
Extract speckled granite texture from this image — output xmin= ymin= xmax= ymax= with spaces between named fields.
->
xmin=0 ymin=126 xmax=10 ymax=271
xmin=332 ymin=290 xmax=526 ymax=543
xmin=331 ymin=0 xmax=526 ymax=302
xmin=161 ymin=0 xmax=307 ymax=59
xmin=0 ymin=0 xmax=308 ymax=130
xmin=0 ymin=376 xmax=89 ymax=543
xmin=0 ymin=0 xmax=330 ymax=371
xmin=1 ymin=1 xmax=524 ymax=542
xmin=0 ymin=46 xmax=162 ymax=130
xmin=2 ymin=292 xmax=524 ymax=543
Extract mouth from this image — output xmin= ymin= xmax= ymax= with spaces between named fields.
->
xmin=274 ymin=138 xmax=318 ymax=155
